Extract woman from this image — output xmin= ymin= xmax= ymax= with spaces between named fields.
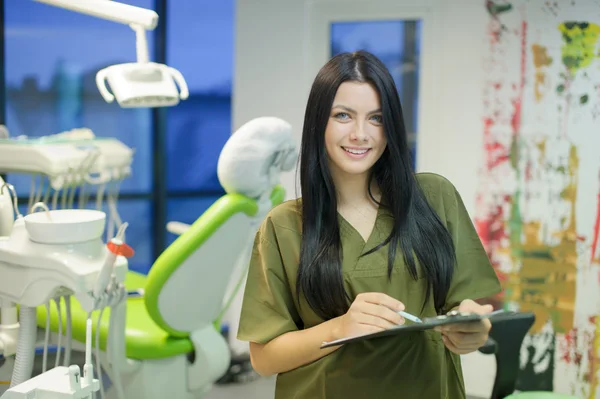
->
xmin=237 ymin=51 xmax=501 ymax=398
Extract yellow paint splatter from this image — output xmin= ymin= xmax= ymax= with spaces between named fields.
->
xmin=505 ymin=143 xmax=578 ymax=333
xmin=591 ymin=316 xmax=600 ymax=398
xmin=558 ymin=22 xmax=600 ymax=77
xmin=532 ymin=44 xmax=553 ymax=101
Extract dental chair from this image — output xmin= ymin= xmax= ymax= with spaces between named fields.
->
xmin=35 ymin=116 xmax=297 ymax=399
xmin=478 ymin=313 xmax=579 ymax=399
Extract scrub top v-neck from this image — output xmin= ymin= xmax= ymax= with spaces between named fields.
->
xmin=237 ymin=173 xmax=501 ymax=399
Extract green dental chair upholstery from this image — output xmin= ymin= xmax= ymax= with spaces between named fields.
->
xmin=36 ymin=116 xmax=297 ymax=399
xmin=478 ymin=312 xmax=580 ymax=399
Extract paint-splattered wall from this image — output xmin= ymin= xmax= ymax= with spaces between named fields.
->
xmin=475 ymin=0 xmax=600 ymax=397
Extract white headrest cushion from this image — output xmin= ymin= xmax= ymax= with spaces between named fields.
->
xmin=217 ymin=117 xmax=297 ymax=198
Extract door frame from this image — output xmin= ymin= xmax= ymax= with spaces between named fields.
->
xmin=304 ymin=0 xmax=438 ymax=172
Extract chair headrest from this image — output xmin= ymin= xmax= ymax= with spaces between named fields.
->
xmin=217 ymin=116 xmax=297 ymax=199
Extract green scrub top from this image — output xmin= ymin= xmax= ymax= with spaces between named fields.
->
xmin=238 ymin=173 xmax=502 ymax=399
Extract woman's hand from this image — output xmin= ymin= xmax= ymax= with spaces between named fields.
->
xmin=332 ymin=293 xmax=405 ymax=341
xmin=435 ymin=299 xmax=493 ymax=355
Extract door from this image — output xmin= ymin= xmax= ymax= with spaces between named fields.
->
xmin=305 ymin=0 xmax=436 ymax=170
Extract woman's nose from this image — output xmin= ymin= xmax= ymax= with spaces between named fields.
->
xmin=350 ymin=124 xmax=368 ymax=142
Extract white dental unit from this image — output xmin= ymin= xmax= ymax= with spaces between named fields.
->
xmin=0 ymin=0 xmax=189 ymax=398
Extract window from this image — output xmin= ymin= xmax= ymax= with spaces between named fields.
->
xmin=164 ymin=0 xmax=234 ymax=246
xmin=166 ymin=0 xmax=234 ymax=194
xmin=2 ymin=0 xmax=236 ymax=272
xmin=4 ymin=0 xmax=155 ymax=270
xmin=166 ymin=196 xmax=221 ymax=245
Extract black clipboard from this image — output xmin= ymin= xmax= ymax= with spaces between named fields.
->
xmin=320 ymin=310 xmax=523 ymax=349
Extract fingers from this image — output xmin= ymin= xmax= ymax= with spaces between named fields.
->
xmin=443 ymin=331 xmax=484 ymax=347
xmin=358 ymin=292 xmax=405 ymax=312
xmin=442 ymin=332 xmax=485 ymax=354
xmin=438 ymin=318 xmax=491 ymax=333
xmin=356 ymin=302 xmax=405 ymax=327
xmin=347 ymin=293 xmax=406 ymax=331
xmin=458 ymin=300 xmax=494 ymax=315
xmin=441 ymin=335 xmax=471 ymax=355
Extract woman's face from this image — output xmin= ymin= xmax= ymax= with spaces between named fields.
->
xmin=324 ymin=81 xmax=387 ymax=180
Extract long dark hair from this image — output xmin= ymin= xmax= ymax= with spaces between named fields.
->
xmin=297 ymin=51 xmax=456 ymax=320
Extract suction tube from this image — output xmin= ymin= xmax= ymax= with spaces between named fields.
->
xmin=9 ymin=306 xmax=37 ymax=387
xmin=108 ymin=298 xmax=127 ymax=399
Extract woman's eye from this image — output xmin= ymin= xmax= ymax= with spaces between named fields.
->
xmin=335 ymin=112 xmax=350 ymax=120
xmin=371 ymin=115 xmax=383 ymax=123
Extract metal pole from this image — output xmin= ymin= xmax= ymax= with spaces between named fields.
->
xmin=151 ymin=0 xmax=168 ymax=260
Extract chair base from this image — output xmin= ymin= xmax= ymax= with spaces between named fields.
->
xmin=103 ymin=354 xmax=212 ymax=399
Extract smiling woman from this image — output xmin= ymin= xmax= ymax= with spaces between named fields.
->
xmin=236 ymin=51 xmax=501 ymax=399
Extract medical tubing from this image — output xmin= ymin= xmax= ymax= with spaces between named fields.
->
xmin=52 ymin=190 xmax=59 ymax=210
xmin=33 ymin=176 xmax=44 ymax=206
xmin=42 ymin=302 xmax=51 ymax=373
xmin=9 ymin=306 xmax=37 ymax=387
xmin=96 ymin=307 xmax=106 ymax=399
xmin=96 ymin=183 xmax=106 ymax=212
xmin=55 ymin=298 xmax=63 ymax=368
xmin=68 ymin=182 xmax=77 ymax=208
xmin=61 ymin=185 xmax=68 ymax=209
xmin=28 ymin=175 xmax=36 ymax=212
xmin=64 ymin=296 xmax=72 ymax=366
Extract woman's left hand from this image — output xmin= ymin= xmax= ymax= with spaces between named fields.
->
xmin=435 ymin=299 xmax=493 ymax=355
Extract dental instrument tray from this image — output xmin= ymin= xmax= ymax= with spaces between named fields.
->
xmin=320 ymin=310 xmax=531 ymax=349
xmin=0 ymin=131 xmax=133 ymax=185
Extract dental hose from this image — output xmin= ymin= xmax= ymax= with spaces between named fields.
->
xmin=54 ymin=297 xmax=63 ymax=368
xmin=64 ymin=295 xmax=72 ymax=366
xmin=42 ymin=302 xmax=51 ymax=373
xmin=95 ymin=308 xmax=106 ymax=399
xmin=9 ymin=306 xmax=37 ymax=388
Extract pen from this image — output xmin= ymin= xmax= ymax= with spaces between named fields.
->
xmin=398 ymin=310 xmax=423 ymax=323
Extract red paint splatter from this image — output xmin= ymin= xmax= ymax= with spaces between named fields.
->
xmin=562 ymin=329 xmax=576 ymax=364
xmin=590 ymin=173 xmax=600 ymax=263
xmin=525 ymin=161 xmax=533 ymax=181
xmin=560 ymin=318 xmax=598 ymax=373
xmin=483 ymin=118 xmax=510 ymax=170
xmin=476 ymin=196 xmax=510 ymax=248
xmin=511 ymin=21 xmax=528 ymax=137
xmin=475 ymin=194 xmax=511 ymax=286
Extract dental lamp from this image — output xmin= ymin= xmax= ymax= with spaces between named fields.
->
xmin=34 ymin=0 xmax=189 ymax=108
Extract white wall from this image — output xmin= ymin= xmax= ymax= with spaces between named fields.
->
xmin=234 ymin=0 xmax=489 ymax=213
xmin=234 ymin=0 xmax=495 ymax=396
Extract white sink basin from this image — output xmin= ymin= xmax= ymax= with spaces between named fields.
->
xmin=24 ymin=209 xmax=106 ymax=244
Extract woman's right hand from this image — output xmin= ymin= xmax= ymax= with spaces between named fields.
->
xmin=332 ymin=292 xmax=406 ymax=340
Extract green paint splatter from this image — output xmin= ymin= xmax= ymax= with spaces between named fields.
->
xmin=556 ymin=84 xmax=565 ymax=93
xmin=550 ymin=310 xmax=566 ymax=333
xmin=509 ymin=191 xmax=523 ymax=259
xmin=558 ymin=22 xmax=600 ymax=77
xmin=486 ymin=1 xmax=513 ymax=16
xmin=508 ymin=135 xmax=523 ymax=259
xmin=580 ymin=94 xmax=589 ymax=104
xmin=521 ymin=250 xmax=553 ymax=260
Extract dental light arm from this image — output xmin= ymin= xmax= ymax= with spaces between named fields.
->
xmin=33 ymin=0 xmax=158 ymax=30
xmin=33 ymin=0 xmax=189 ymax=108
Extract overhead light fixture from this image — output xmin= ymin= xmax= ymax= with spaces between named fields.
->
xmin=34 ymin=0 xmax=189 ymax=108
